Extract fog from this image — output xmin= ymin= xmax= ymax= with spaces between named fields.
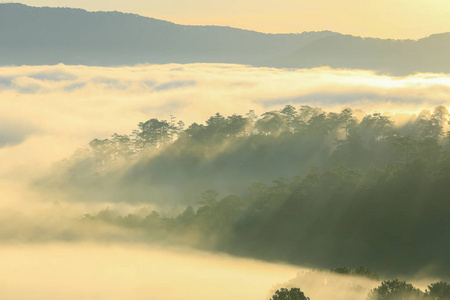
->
xmin=0 ymin=243 xmax=300 ymax=300
xmin=2 ymin=63 xmax=450 ymax=179
xmin=0 ymin=242 xmax=438 ymax=300
xmin=2 ymin=64 xmax=450 ymax=299
xmin=0 ymin=63 xmax=443 ymax=204
xmin=3 ymin=63 xmax=449 ymax=208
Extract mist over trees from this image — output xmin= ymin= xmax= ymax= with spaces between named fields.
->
xmin=47 ymin=104 xmax=450 ymax=206
xmin=41 ymin=104 xmax=450 ymax=277
xmin=331 ymin=266 xmax=379 ymax=280
xmin=274 ymin=279 xmax=450 ymax=300
xmin=367 ymin=280 xmax=450 ymax=300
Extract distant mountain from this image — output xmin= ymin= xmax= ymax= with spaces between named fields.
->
xmin=264 ymin=33 xmax=450 ymax=75
xmin=1 ymin=3 xmax=450 ymax=74
xmin=0 ymin=3 xmax=336 ymax=65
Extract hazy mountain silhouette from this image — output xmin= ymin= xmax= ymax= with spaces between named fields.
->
xmin=2 ymin=3 xmax=450 ymax=74
xmin=265 ymin=33 xmax=450 ymax=74
xmin=0 ymin=3 xmax=335 ymax=65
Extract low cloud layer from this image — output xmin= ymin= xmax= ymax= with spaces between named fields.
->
xmin=0 ymin=243 xmax=299 ymax=300
xmin=1 ymin=63 xmax=450 ymax=207
xmin=1 ymin=64 xmax=450 ymax=298
xmin=0 ymin=242 xmax=436 ymax=300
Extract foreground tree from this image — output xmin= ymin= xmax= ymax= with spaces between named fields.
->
xmin=271 ymin=288 xmax=310 ymax=300
xmin=367 ymin=279 xmax=424 ymax=300
xmin=426 ymin=281 xmax=450 ymax=300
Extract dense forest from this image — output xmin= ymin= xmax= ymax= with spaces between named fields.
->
xmin=43 ymin=104 xmax=450 ymax=277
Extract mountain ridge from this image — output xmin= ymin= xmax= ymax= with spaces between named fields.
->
xmin=1 ymin=3 xmax=450 ymax=74
xmin=3 ymin=2 xmax=447 ymax=40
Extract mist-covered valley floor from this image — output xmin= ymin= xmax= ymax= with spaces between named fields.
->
xmin=2 ymin=63 xmax=450 ymax=299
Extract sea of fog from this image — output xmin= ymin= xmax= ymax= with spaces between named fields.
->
xmin=1 ymin=63 xmax=449 ymax=299
xmin=0 ymin=242 xmax=386 ymax=300
xmin=2 ymin=63 xmax=450 ymax=181
xmin=0 ymin=242 xmax=437 ymax=300
xmin=0 ymin=243 xmax=300 ymax=300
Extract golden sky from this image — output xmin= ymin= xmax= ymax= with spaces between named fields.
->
xmin=7 ymin=0 xmax=450 ymax=39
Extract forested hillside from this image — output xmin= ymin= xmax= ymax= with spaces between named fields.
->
xmin=41 ymin=105 xmax=450 ymax=277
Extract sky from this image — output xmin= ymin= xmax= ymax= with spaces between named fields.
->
xmin=5 ymin=0 xmax=450 ymax=39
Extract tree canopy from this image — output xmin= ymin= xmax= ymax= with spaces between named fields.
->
xmin=43 ymin=104 xmax=450 ymax=277
xmin=367 ymin=280 xmax=424 ymax=300
xmin=271 ymin=288 xmax=310 ymax=300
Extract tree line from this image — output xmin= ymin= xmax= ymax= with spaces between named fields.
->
xmin=86 ymin=105 xmax=450 ymax=166
xmin=272 ymin=280 xmax=450 ymax=300
xmin=49 ymin=104 xmax=450 ymax=207
xmin=53 ymin=104 xmax=450 ymax=276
